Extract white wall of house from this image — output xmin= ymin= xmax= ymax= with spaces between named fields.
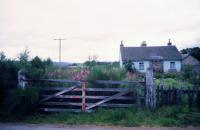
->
xmin=133 ymin=61 xmax=150 ymax=73
xmin=119 ymin=51 xmax=123 ymax=67
xmin=163 ymin=60 xmax=181 ymax=72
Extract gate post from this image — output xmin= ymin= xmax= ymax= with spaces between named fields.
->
xmin=145 ymin=67 xmax=156 ymax=110
xmin=18 ymin=69 xmax=27 ymax=89
xmin=82 ymin=81 xmax=86 ymax=112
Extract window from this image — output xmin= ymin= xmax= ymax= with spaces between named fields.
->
xmin=170 ymin=62 xmax=175 ymax=69
xmin=139 ymin=62 xmax=144 ymax=70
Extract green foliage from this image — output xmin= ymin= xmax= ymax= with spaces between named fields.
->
xmin=17 ymin=48 xmax=30 ymax=67
xmin=123 ymin=60 xmax=136 ymax=73
xmin=181 ymin=65 xmax=200 ymax=85
xmin=44 ymin=57 xmax=53 ymax=66
xmin=0 ymin=50 xmax=53 ymax=114
xmin=182 ymin=65 xmax=193 ymax=79
xmin=154 ymin=72 xmax=181 ymax=79
xmin=0 ymin=51 xmax=6 ymax=61
xmin=3 ymin=87 xmax=39 ymax=117
xmin=31 ymin=56 xmax=45 ymax=69
xmin=87 ymin=65 xmax=126 ymax=81
xmin=83 ymin=55 xmax=98 ymax=68
xmin=87 ymin=65 xmax=126 ymax=87
xmin=0 ymin=59 xmax=20 ymax=107
xmin=28 ymin=56 xmax=48 ymax=79
xmin=155 ymin=78 xmax=193 ymax=88
xmin=84 ymin=60 xmax=97 ymax=68
xmin=1 ymin=107 xmax=200 ymax=126
xmin=181 ymin=47 xmax=200 ymax=61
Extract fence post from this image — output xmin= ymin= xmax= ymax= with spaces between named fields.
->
xmin=82 ymin=81 xmax=86 ymax=112
xmin=145 ymin=67 xmax=156 ymax=110
xmin=17 ymin=69 xmax=27 ymax=89
xmin=177 ymin=89 xmax=182 ymax=110
xmin=136 ymin=93 xmax=141 ymax=110
xmin=156 ymin=86 xmax=160 ymax=106
xmin=188 ymin=87 xmax=194 ymax=111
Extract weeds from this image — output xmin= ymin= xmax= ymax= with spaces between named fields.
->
xmin=0 ymin=107 xmax=199 ymax=126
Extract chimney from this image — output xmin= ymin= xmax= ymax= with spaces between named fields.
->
xmin=167 ymin=39 xmax=172 ymax=46
xmin=141 ymin=41 xmax=147 ymax=47
xmin=120 ymin=40 xmax=124 ymax=47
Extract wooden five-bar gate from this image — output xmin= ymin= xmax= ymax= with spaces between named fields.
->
xmin=38 ymin=79 xmax=145 ymax=112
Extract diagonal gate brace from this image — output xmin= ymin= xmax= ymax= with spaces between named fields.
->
xmin=40 ymin=85 xmax=79 ymax=102
xmin=86 ymin=89 xmax=130 ymax=110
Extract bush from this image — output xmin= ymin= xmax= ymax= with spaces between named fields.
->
xmin=87 ymin=65 xmax=126 ymax=87
xmin=123 ymin=60 xmax=136 ymax=73
xmin=4 ymin=87 xmax=39 ymax=117
xmin=0 ymin=51 xmax=53 ymax=116
xmin=181 ymin=65 xmax=200 ymax=85
xmin=0 ymin=60 xmax=20 ymax=108
xmin=163 ymin=72 xmax=181 ymax=79
xmin=87 ymin=66 xmax=126 ymax=81
xmin=182 ymin=65 xmax=193 ymax=79
xmin=155 ymin=78 xmax=193 ymax=88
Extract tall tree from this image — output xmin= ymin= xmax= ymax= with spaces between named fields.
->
xmin=181 ymin=47 xmax=200 ymax=61
xmin=17 ymin=48 xmax=30 ymax=62
xmin=0 ymin=51 xmax=6 ymax=62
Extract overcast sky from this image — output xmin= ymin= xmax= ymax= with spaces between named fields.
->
xmin=0 ymin=0 xmax=200 ymax=62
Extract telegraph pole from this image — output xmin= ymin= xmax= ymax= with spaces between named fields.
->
xmin=54 ymin=38 xmax=66 ymax=66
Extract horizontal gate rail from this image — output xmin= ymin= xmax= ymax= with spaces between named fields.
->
xmin=41 ymin=95 xmax=135 ymax=100
xmin=40 ymin=102 xmax=135 ymax=108
xmin=42 ymin=87 xmax=131 ymax=92
xmin=40 ymin=108 xmax=92 ymax=113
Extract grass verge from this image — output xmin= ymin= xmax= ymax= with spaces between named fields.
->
xmin=0 ymin=107 xmax=200 ymax=127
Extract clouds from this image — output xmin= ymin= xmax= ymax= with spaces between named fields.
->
xmin=0 ymin=0 xmax=200 ymax=62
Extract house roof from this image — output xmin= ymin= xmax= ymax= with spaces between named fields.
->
xmin=182 ymin=54 xmax=189 ymax=60
xmin=120 ymin=45 xmax=182 ymax=61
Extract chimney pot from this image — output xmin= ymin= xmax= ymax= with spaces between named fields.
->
xmin=167 ymin=39 xmax=172 ymax=46
xmin=141 ymin=41 xmax=147 ymax=47
xmin=120 ymin=40 xmax=124 ymax=47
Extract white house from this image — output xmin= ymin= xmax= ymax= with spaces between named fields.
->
xmin=119 ymin=41 xmax=182 ymax=73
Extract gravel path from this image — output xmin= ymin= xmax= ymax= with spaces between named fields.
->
xmin=0 ymin=123 xmax=199 ymax=130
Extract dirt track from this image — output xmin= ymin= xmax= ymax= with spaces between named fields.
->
xmin=0 ymin=123 xmax=199 ymax=130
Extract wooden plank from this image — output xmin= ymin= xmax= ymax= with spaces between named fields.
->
xmin=40 ymin=79 xmax=81 ymax=84
xmin=85 ymin=88 xmax=130 ymax=92
xmin=42 ymin=87 xmax=130 ymax=92
xmin=40 ymin=86 xmax=79 ymax=102
xmin=42 ymin=95 xmax=134 ymax=100
xmin=39 ymin=108 xmax=92 ymax=113
xmin=89 ymin=80 xmax=145 ymax=85
xmin=86 ymin=89 xmax=130 ymax=110
xmin=40 ymin=102 xmax=135 ymax=108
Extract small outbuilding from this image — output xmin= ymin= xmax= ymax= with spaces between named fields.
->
xmin=182 ymin=54 xmax=200 ymax=66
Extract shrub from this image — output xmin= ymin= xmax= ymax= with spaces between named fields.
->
xmin=181 ymin=65 xmax=200 ymax=85
xmin=123 ymin=60 xmax=136 ymax=73
xmin=87 ymin=65 xmax=126 ymax=87
xmin=0 ymin=51 xmax=53 ymax=116
xmin=154 ymin=72 xmax=162 ymax=79
xmin=0 ymin=59 xmax=19 ymax=108
xmin=163 ymin=72 xmax=181 ymax=79
xmin=3 ymin=87 xmax=39 ymax=117
xmin=87 ymin=66 xmax=126 ymax=81
xmin=182 ymin=65 xmax=193 ymax=79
